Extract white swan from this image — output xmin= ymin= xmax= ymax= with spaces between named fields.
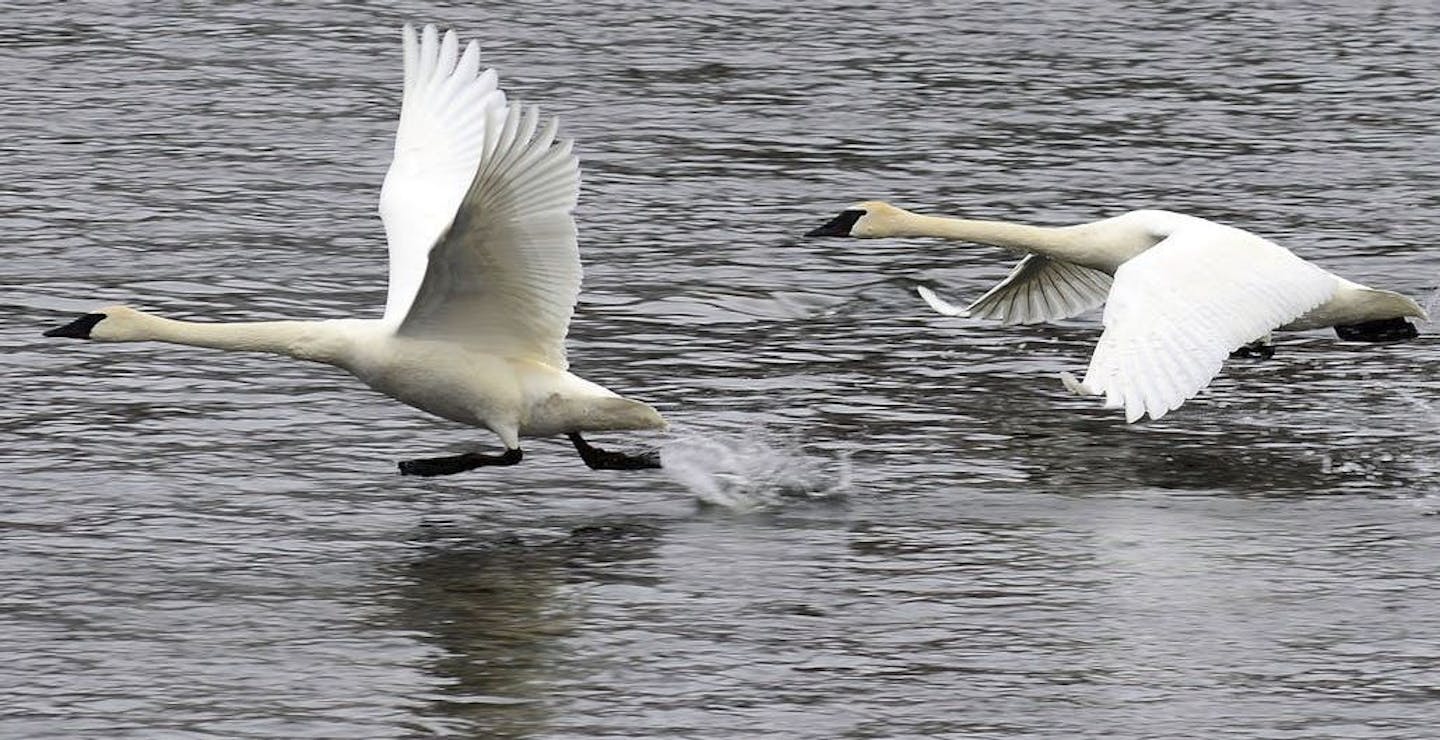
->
xmin=807 ymin=200 xmax=1426 ymax=422
xmin=44 ymin=24 xmax=666 ymax=476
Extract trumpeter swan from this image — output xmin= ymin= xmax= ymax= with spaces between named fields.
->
xmin=807 ymin=200 xmax=1426 ymax=422
xmin=44 ymin=25 xmax=666 ymax=475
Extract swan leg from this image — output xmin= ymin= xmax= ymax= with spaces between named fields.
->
xmin=567 ymin=433 xmax=661 ymax=470
xmin=398 ymin=448 xmax=523 ymax=476
xmin=1230 ymin=334 xmax=1275 ymax=360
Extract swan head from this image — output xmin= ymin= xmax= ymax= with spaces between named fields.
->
xmin=805 ymin=201 xmax=911 ymax=238
xmin=43 ymin=306 xmax=149 ymax=342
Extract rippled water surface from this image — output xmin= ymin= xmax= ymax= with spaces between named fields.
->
xmin=5 ymin=1 xmax=1440 ymax=738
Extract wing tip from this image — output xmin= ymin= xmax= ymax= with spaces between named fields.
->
xmin=917 ymin=285 xmax=968 ymax=317
xmin=1059 ymin=371 xmax=1094 ymax=396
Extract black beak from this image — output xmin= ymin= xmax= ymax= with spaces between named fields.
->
xmin=43 ymin=313 xmax=107 ymax=339
xmin=805 ymin=209 xmax=865 ymax=238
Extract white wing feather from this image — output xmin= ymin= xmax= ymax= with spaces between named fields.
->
xmin=1076 ymin=222 xmax=1336 ymax=422
xmin=396 ymin=104 xmax=581 ymax=369
xmin=916 ymin=285 xmax=966 ymax=316
xmin=917 ymin=256 xmax=1110 ymax=323
xmin=379 ymin=24 xmax=506 ymax=327
xmin=966 ymin=255 xmax=1112 ymax=324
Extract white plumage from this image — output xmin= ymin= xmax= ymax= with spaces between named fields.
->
xmin=1072 ymin=214 xmax=1335 ymax=421
xmin=380 ymin=24 xmax=505 ymax=327
xmin=940 ymin=254 xmax=1112 ymax=325
xmin=809 ymin=201 xmax=1425 ymax=422
xmin=394 ymin=102 xmax=581 ymax=370
xmin=44 ymin=25 xmax=665 ymax=475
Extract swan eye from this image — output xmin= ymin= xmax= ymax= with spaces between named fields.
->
xmin=806 ymin=209 xmax=866 ymax=238
xmin=43 ymin=313 xmax=107 ymax=340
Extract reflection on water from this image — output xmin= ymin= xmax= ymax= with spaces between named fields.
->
xmin=391 ymin=520 xmax=662 ymax=738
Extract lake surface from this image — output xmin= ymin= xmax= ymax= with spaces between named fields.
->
xmin=4 ymin=1 xmax=1440 ymax=737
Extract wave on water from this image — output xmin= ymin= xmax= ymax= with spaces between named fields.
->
xmin=660 ymin=430 xmax=852 ymax=511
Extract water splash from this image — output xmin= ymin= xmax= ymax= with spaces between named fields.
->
xmin=1423 ymin=285 xmax=1440 ymax=322
xmin=1392 ymin=387 xmax=1440 ymax=514
xmin=1311 ymin=382 xmax=1440 ymax=513
xmin=660 ymin=430 xmax=852 ymax=511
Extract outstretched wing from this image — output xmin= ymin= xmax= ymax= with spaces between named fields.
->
xmin=377 ymin=25 xmax=581 ymax=369
xmin=965 ymin=255 xmax=1112 ymax=324
xmin=916 ymin=256 xmax=1111 ymax=323
xmin=1075 ymin=222 xmax=1336 ymax=422
xmin=379 ymin=25 xmax=505 ymax=326
xmin=396 ymin=103 xmax=581 ymax=369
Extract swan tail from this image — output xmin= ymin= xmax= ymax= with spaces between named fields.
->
xmin=1365 ymin=287 xmax=1427 ymax=321
xmin=530 ymin=396 xmax=667 ymax=436
xmin=589 ymin=397 xmax=668 ymax=433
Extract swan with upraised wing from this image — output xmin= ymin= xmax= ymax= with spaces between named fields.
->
xmin=44 ymin=25 xmax=665 ymax=475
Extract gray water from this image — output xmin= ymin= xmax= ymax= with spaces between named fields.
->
xmin=4 ymin=1 xmax=1440 ymax=738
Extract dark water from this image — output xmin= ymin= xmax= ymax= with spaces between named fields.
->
xmin=5 ymin=1 xmax=1440 ymax=737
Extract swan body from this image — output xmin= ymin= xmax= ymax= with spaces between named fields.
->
xmin=808 ymin=201 xmax=1425 ymax=422
xmin=44 ymin=25 xmax=664 ymax=474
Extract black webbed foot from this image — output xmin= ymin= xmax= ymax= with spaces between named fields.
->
xmin=1335 ymin=317 xmax=1420 ymax=343
xmin=568 ymin=433 xmax=661 ymax=470
xmin=1230 ymin=339 xmax=1275 ymax=360
xmin=398 ymin=448 xmax=523 ymax=476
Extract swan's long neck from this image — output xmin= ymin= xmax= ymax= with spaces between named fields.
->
xmin=113 ymin=312 xmax=357 ymax=365
xmin=885 ymin=210 xmax=1149 ymax=272
xmin=895 ymin=213 xmax=1074 ymax=253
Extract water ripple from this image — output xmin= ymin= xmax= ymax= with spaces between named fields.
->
xmin=6 ymin=1 xmax=1440 ymax=738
